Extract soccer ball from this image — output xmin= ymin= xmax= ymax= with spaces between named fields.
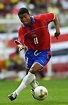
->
xmin=32 ymin=86 xmax=48 ymax=101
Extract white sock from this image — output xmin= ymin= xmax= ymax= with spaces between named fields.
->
xmin=14 ymin=72 xmax=35 ymax=95
xmin=30 ymin=76 xmax=38 ymax=88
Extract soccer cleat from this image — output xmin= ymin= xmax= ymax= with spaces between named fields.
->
xmin=30 ymin=89 xmax=36 ymax=99
xmin=30 ymin=89 xmax=34 ymax=95
xmin=8 ymin=92 xmax=17 ymax=101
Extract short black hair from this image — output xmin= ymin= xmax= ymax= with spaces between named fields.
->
xmin=18 ymin=8 xmax=29 ymax=16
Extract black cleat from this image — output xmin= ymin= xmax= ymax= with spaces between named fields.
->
xmin=30 ymin=89 xmax=34 ymax=95
xmin=30 ymin=89 xmax=37 ymax=99
xmin=8 ymin=92 xmax=17 ymax=101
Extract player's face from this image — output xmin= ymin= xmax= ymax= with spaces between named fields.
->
xmin=19 ymin=13 xmax=31 ymax=25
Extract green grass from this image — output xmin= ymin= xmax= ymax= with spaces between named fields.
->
xmin=0 ymin=78 xmax=68 ymax=105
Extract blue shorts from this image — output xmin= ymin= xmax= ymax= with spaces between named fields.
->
xmin=25 ymin=50 xmax=51 ymax=69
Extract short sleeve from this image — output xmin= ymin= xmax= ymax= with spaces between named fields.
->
xmin=39 ymin=13 xmax=55 ymax=22
xmin=18 ymin=25 xmax=24 ymax=44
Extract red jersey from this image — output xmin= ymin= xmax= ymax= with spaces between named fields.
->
xmin=18 ymin=13 xmax=55 ymax=50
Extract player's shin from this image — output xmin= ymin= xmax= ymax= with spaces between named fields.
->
xmin=14 ymin=72 xmax=35 ymax=95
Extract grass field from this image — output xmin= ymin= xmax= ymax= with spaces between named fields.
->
xmin=0 ymin=78 xmax=68 ymax=105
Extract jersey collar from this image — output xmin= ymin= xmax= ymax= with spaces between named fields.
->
xmin=22 ymin=16 xmax=35 ymax=27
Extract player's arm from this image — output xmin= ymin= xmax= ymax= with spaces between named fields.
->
xmin=53 ymin=15 xmax=60 ymax=39
xmin=14 ymin=40 xmax=25 ymax=51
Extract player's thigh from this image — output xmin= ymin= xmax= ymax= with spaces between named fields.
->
xmin=29 ymin=62 xmax=43 ymax=74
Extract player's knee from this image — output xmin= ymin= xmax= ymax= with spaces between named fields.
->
xmin=29 ymin=67 xmax=37 ymax=74
xmin=29 ymin=63 xmax=43 ymax=74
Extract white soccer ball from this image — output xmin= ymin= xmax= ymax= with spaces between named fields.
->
xmin=33 ymin=86 xmax=48 ymax=101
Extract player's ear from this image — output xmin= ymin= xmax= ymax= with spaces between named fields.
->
xmin=28 ymin=13 xmax=30 ymax=16
xmin=28 ymin=11 xmax=31 ymax=16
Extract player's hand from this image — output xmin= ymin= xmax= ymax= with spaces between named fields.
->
xmin=17 ymin=44 xmax=25 ymax=51
xmin=54 ymin=32 xmax=60 ymax=40
xmin=14 ymin=40 xmax=25 ymax=51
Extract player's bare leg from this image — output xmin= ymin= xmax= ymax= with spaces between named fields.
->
xmin=8 ymin=63 xmax=43 ymax=101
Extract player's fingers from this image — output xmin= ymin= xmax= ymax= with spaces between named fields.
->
xmin=56 ymin=36 xmax=58 ymax=40
xmin=19 ymin=47 xmax=23 ymax=51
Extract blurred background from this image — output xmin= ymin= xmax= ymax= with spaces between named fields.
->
xmin=0 ymin=0 xmax=68 ymax=80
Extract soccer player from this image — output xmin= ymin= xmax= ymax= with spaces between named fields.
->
xmin=8 ymin=8 xmax=60 ymax=101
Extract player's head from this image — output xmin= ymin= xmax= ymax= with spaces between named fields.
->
xmin=18 ymin=8 xmax=31 ymax=25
